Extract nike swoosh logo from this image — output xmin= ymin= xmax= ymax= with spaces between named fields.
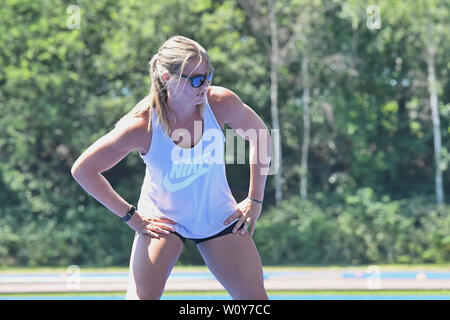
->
xmin=162 ymin=165 xmax=211 ymax=192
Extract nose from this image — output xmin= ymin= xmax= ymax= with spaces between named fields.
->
xmin=197 ymin=82 xmax=207 ymax=91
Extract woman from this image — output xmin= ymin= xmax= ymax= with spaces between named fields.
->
xmin=71 ymin=36 xmax=271 ymax=300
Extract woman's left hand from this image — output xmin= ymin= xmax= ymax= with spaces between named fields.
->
xmin=224 ymin=197 xmax=262 ymax=236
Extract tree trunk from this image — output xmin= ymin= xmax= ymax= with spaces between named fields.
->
xmin=300 ymin=53 xmax=310 ymax=201
xmin=426 ymin=46 xmax=444 ymax=205
xmin=268 ymin=0 xmax=283 ymax=207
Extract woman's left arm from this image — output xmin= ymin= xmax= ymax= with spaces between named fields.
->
xmin=211 ymin=86 xmax=272 ymax=236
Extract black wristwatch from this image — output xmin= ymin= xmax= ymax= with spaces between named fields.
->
xmin=121 ymin=205 xmax=136 ymax=222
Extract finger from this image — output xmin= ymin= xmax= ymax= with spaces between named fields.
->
xmin=147 ymin=225 xmax=170 ymax=236
xmin=241 ymin=217 xmax=252 ymax=235
xmin=224 ymin=209 xmax=241 ymax=225
xmin=143 ymin=230 xmax=160 ymax=239
xmin=232 ymin=216 xmax=246 ymax=234
xmin=156 ymin=224 xmax=176 ymax=232
xmin=146 ymin=217 xmax=177 ymax=224
xmin=151 ymin=222 xmax=176 ymax=232
xmin=155 ymin=218 xmax=177 ymax=224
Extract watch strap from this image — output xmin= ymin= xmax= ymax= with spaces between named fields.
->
xmin=247 ymin=196 xmax=263 ymax=205
xmin=121 ymin=205 xmax=136 ymax=222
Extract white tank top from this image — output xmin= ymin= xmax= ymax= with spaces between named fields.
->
xmin=137 ymin=99 xmax=238 ymax=239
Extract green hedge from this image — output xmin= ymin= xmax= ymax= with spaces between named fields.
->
xmin=253 ymin=189 xmax=450 ymax=265
xmin=1 ymin=188 xmax=448 ymax=267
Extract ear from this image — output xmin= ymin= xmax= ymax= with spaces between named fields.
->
xmin=162 ymin=72 xmax=171 ymax=83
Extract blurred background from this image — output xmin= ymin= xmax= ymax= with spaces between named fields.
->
xmin=0 ymin=0 xmax=448 ymax=271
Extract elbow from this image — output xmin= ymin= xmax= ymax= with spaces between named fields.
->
xmin=71 ymin=160 xmax=100 ymax=181
xmin=71 ymin=159 xmax=88 ymax=180
xmin=71 ymin=162 xmax=82 ymax=180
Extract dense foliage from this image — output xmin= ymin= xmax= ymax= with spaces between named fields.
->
xmin=0 ymin=0 xmax=448 ymax=267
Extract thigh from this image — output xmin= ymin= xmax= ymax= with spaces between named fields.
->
xmin=125 ymin=232 xmax=184 ymax=300
xmin=196 ymin=232 xmax=268 ymax=300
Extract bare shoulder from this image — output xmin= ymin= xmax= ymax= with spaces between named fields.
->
xmin=71 ymin=111 xmax=152 ymax=175
xmin=114 ymin=111 xmax=152 ymax=155
xmin=207 ymin=86 xmax=243 ymax=129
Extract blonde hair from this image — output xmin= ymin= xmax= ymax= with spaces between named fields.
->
xmin=116 ymin=36 xmax=212 ymax=136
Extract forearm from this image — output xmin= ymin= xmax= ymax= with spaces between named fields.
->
xmin=248 ymin=133 xmax=271 ymax=202
xmin=72 ymin=170 xmax=131 ymax=218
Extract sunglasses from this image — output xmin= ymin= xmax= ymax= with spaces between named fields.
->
xmin=180 ymin=68 xmax=214 ymax=88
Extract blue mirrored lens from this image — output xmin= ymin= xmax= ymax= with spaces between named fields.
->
xmin=192 ymin=76 xmax=204 ymax=87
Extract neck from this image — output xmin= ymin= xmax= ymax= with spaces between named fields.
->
xmin=167 ymin=95 xmax=198 ymax=128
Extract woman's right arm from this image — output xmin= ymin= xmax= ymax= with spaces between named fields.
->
xmin=70 ymin=116 xmax=176 ymax=237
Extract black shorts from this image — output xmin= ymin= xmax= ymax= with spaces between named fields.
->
xmin=173 ymin=221 xmax=244 ymax=245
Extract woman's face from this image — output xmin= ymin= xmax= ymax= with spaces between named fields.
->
xmin=166 ymin=57 xmax=211 ymax=105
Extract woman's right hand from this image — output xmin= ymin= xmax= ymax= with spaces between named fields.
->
xmin=126 ymin=210 xmax=177 ymax=238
